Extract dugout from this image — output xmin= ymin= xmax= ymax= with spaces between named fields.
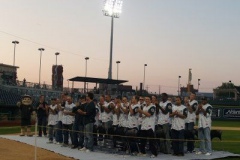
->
xmin=68 ymin=76 xmax=128 ymax=94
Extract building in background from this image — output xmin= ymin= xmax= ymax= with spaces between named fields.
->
xmin=0 ymin=63 xmax=19 ymax=85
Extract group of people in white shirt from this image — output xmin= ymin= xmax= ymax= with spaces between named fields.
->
xmin=94 ymin=93 xmax=213 ymax=158
xmin=41 ymin=92 xmax=213 ymax=158
xmin=40 ymin=92 xmax=96 ymax=153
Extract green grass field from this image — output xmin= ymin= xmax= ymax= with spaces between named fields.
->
xmin=210 ymin=120 xmax=240 ymax=154
xmin=0 ymin=126 xmax=35 ymax=135
xmin=0 ymin=120 xmax=240 ymax=156
xmin=212 ymin=120 xmax=240 ymax=127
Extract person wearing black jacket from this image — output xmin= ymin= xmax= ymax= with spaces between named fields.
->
xmin=71 ymin=95 xmax=86 ymax=149
xmin=78 ymin=92 xmax=96 ymax=152
xmin=35 ymin=95 xmax=48 ymax=137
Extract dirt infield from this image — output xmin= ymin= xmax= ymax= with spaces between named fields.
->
xmin=0 ymin=138 xmax=75 ymax=160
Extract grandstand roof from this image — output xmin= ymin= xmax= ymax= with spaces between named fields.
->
xmin=68 ymin=76 xmax=128 ymax=84
xmin=0 ymin=63 xmax=19 ymax=68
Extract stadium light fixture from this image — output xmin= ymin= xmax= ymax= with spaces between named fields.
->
xmin=103 ymin=0 xmax=123 ymax=18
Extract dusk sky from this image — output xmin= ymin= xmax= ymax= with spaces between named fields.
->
xmin=1 ymin=0 xmax=240 ymax=95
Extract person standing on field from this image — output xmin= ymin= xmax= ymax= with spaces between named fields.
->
xmin=196 ymin=97 xmax=213 ymax=156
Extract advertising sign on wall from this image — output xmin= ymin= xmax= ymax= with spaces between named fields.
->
xmin=211 ymin=108 xmax=221 ymax=119
xmin=223 ymin=108 xmax=240 ymax=119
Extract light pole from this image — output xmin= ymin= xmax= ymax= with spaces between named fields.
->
xmin=68 ymin=80 xmax=70 ymax=91
xmin=143 ymin=64 xmax=147 ymax=91
xmin=55 ymin=52 xmax=60 ymax=66
xmin=178 ymin=75 xmax=181 ymax=96
xmin=38 ymin=48 xmax=45 ymax=86
xmin=198 ymin=79 xmax=201 ymax=92
xmin=84 ymin=57 xmax=89 ymax=93
xmin=116 ymin=61 xmax=120 ymax=80
xmin=116 ymin=60 xmax=120 ymax=93
xmin=12 ymin=40 xmax=19 ymax=66
xmin=229 ymin=80 xmax=231 ymax=98
xmin=103 ymin=0 xmax=123 ymax=79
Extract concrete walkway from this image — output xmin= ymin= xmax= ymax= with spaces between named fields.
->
xmin=0 ymin=135 xmax=239 ymax=160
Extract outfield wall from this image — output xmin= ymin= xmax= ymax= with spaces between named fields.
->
xmin=212 ymin=107 xmax=240 ymax=120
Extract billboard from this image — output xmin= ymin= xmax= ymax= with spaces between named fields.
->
xmin=211 ymin=108 xmax=221 ymax=119
xmin=223 ymin=108 xmax=240 ymax=119
xmin=52 ymin=65 xmax=63 ymax=90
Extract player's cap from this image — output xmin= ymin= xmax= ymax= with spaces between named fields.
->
xmin=22 ymin=95 xmax=32 ymax=99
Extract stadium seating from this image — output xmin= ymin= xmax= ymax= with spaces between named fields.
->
xmin=0 ymin=88 xmax=22 ymax=106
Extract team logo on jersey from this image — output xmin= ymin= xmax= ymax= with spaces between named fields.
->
xmin=168 ymin=105 xmax=172 ymax=110
xmin=134 ymin=108 xmax=138 ymax=112
xmin=150 ymin=107 xmax=155 ymax=112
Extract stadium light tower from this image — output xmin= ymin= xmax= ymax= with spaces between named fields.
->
xmin=38 ymin=48 xmax=45 ymax=86
xmin=178 ymin=75 xmax=181 ymax=96
xmin=198 ymin=78 xmax=201 ymax=91
xmin=103 ymin=0 xmax=123 ymax=79
xmin=55 ymin=52 xmax=60 ymax=66
xmin=143 ymin=64 xmax=147 ymax=91
xmin=12 ymin=40 xmax=19 ymax=66
xmin=116 ymin=61 xmax=120 ymax=80
xmin=84 ymin=57 xmax=89 ymax=93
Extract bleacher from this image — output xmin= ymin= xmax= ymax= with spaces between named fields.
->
xmin=0 ymin=84 xmax=63 ymax=121
xmin=0 ymin=88 xmax=22 ymax=106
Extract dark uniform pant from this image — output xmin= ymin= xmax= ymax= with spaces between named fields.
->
xmin=138 ymin=129 xmax=158 ymax=156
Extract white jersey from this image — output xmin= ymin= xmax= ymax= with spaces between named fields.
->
xmin=58 ymin=102 xmax=66 ymax=121
xmin=198 ymin=103 xmax=212 ymax=129
xmin=118 ymin=103 xmax=129 ymax=127
xmin=128 ymin=104 xmax=140 ymax=129
xmin=141 ymin=104 xmax=156 ymax=131
xmin=48 ymin=104 xmax=58 ymax=125
xmin=168 ymin=104 xmax=175 ymax=125
xmin=171 ymin=105 xmax=187 ymax=131
xmin=154 ymin=103 xmax=159 ymax=126
xmin=158 ymin=100 xmax=172 ymax=125
xmin=185 ymin=100 xmax=198 ymax=123
xmin=112 ymin=103 xmax=119 ymax=126
xmin=95 ymin=105 xmax=101 ymax=126
xmin=101 ymin=101 xmax=113 ymax=123
xmin=138 ymin=102 xmax=146 ymax=126
xmin=97 ymin=102 xmax=102 ymax=121
xmin=62 ymin=102 xmax=75 ymax=125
